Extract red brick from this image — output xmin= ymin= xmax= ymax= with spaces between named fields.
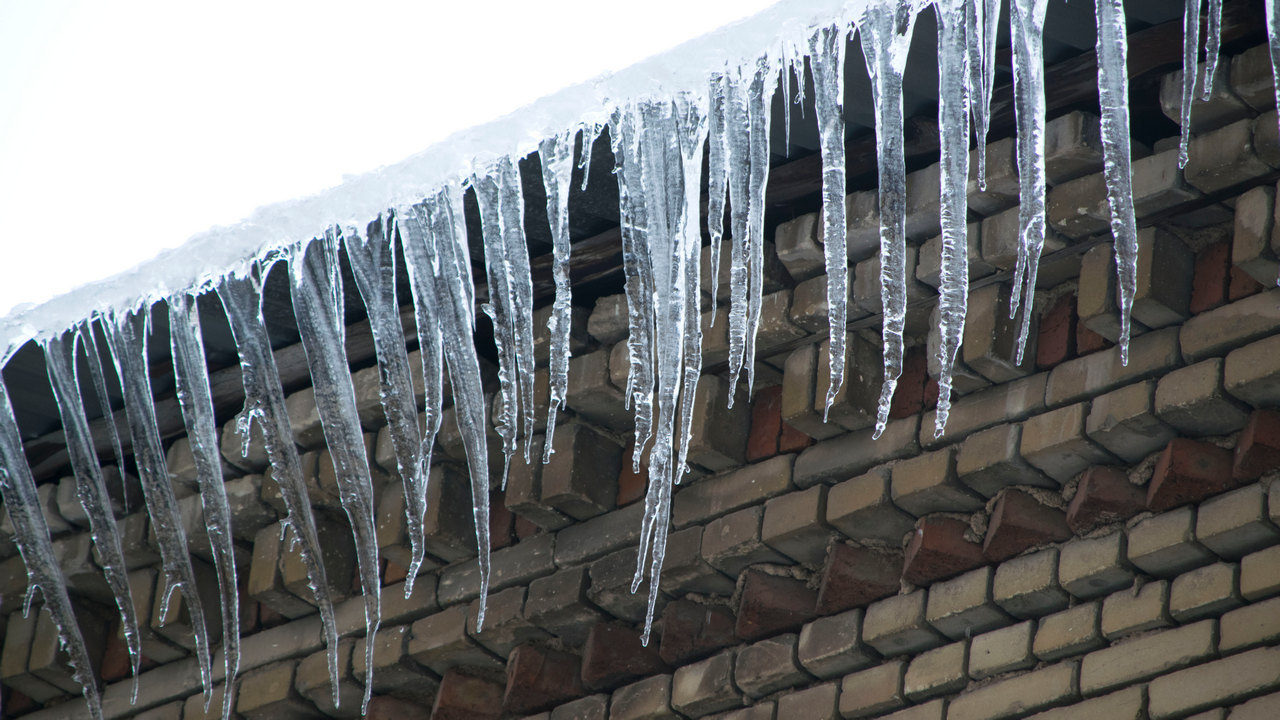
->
xmin=580 ymin=622 xmax=668 ymax=691
xmin=890 ymin=347 xmax=930 ymax=420
xmin=385 ymin=560 xmax=409 ymax=586
xmin=1234 ymin=409 xmax=1280 ymax=480
xmin=1037 ymin=293 xmax=1078 ymax=370
xmin=1077 ymin=323 xmax=1111 ymax=356
xmin=922 ymin=377 xmax=940 ymax=411
xmin=490 ymin=489 xmax=515 ymax=551
xmin=99 ymin=623 xmax=133 ymax=683
xmin=1190 ymin=241 xmax=1231 ymax=315
xmin=779 ymin=423 xmax=814 ymax=456
xmin=366 ymin=696 xmax=430 ymax=719
xmin=432 ymin=670 xmax=503 ymax=720
xmin=983 ymin=489 xmax=1073 ymax=562
xmin=1148 ymin=438 xmax=1235 ymax=512
xmin=503 ymin=644 xmax=584 ymax=715
xmin=4 ymin=690 xmax=35 ymax=716
xmin=515 ymin=516 xmax=540 ymax=540
xmin=735 ymin=569 xmax=818 ymax=641
xmin=1229 ymin=265 xmax=1265 ymax=302
xmin=659 ymin=600 xmax=737 ymax=666
xmin=902 ymin=516 xmax=985 ymax=586
xmin=258 ymin=604 xmax=287 ymax=629
xmin=617 ymin=443 xmax=647 ymax=508
xmin=747 ymin=386 xmax=783 ymax=462
xmin=816 ymin=543 xmax=902 ymax=615
xmin=1065 ymin=466 xmax=1147 ymax=534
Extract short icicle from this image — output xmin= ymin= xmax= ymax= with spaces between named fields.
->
xmin=168 ymin=293 xmax=240 ymax=720
xmin=1095 ymin=0 xmax=1141 ymax=365
xmin=810 ymin=22 xmax=849 ymax=419
xmin=218 ymin=271 xmax=342 ymax=703
xmin=1202 ymin=0 xmax=1223 ymax=101
xmin=0 ymin=380 xmax=104 ymax=720
xmin=859 ymin=0 xmax=919 ymax=438
xmin=706 ymin=70 xmax=730 ymax=322
xmin=1007 ymin=0 xmax=1050 ymax=365
xmin=966 ymin=0 xmax=1001 ymax=187
xmin=42 ymin=332 xmax=143 ymax=699
xmin=289 ymin=231 xmax=382 ymax=714
xmin=933 ymin=0 xmax=973 ymax=438
xmin=539 ymin=130 xmax=576 ymax=463
xmin=105 ymin=308 xmax=215 ymax=705
xmin=346 ymin=215 xmax=433 ymax=595
xmin=1178 ymin=0 xmax=1202 ymax=168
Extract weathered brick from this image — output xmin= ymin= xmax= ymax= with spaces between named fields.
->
xmin=967 ymin=137 xmax=1020 ymax=214
xmin=671 ymin=454 xmax=793 ymax=528
xmin=1227 ymin=691 xmax=1280 ymax=720
xmin=760 ymin=485 xmax=834 ymax=567
xmin=1127 ymin=506 xmax=1215 ymax=578
xmin=1130 ymin=147 xmax=1205 ymax=219
xmin=703 ymin=505 xmax=791 ymax=576
xmin=733 ymin=633 xmax=810 ymax=699
xmin=1065 ymin=466 xmax=1146 ymax=534
xmin=891 ymin=447 xmax=983 ymax=517
xmin=746 ymin=386 xmax=782 ymax=462
xmin=1170 ymin=561 xmax=1243 ymax=622
xmin=1222 ymin=594 xmax=1280 ymax=655
xmin=1083 ymin=618 xmax=1218 ymax=698
xmin=826 ymin=465 xmax=915 ymax=544
xmin=503 ymin=644 xmax=583 ymax=715
xmin=532 ymin=304 xmax=590 ymax=367
xmin=1044 ymin=111 xmax=1106 ymax=184
xmin=948 ymin=661 xmax=1079 ymax=720
xmin=1085 ymin=380 xmax=1176 ymax=464
xmin=610 ymin=674 xmax=680 ymax=720
xmin=538 ymin=423 xmax=622 ymax=521
xmin=1194 ymin=238 xmax=1243 ymax=316
xmin=1148 ymin=438 xmax=1236 ymax=513
xmin=588 ymin=547 xmax=669 ymax=624
xmin=587 ymin=295 xmax=628 ymax=345
xmin=657 ymin=525 xmax=736 ymax=596
xmin=863 ymin=590 xmax=945 ymax=657
xmin=1185 ymin=118 xmax=1274 ymax=194
xmin=924 ymin=374 xmax=1047 ymax=449
xmin=1182 ymin=288 xmax=1280 ymax=362
xmin=701 ymin=239 xmax=788 ymax=303
xmin=407 ymin=605 xmax=503 ymax=675
xmin=776 ymin=682 xmax=839 ymax=720
xmin=1059 ymin=532 xmax=1134 ymax=600
xmin=1132 ymin=227 xmax=1194 ymax=329
xmin=1101 ymin=578 xmax=1171 ymax=640
xmin=437 ymin=532 xmax=557 ymax=607
xmin=1034 ymin=601 xmax=1104 ymax=662
xmin=902 ymin=515 xmax=985 ymax=586
xmin=994 ymin=548 xmax=1071 ymax=618
xmin=793 ymin=415 xmax=920 ymax=488
xmin=295 ymin=639 xmax=361 ymax=718
xmin=524 ymin=567 xmax=607 ymax=648
xmin=1047 ymin=172 xmax=1111 ymax=240
xmin=925 ymin=566 xmax=1012 ymax=640
xmin=504 ymin=435 xmax=571 ymax=531
xmin=351 ymin=625 xmax=439 ymax=706
xmin=566 ymin=348 xmax=632 ymax=433
xmin=247 ymin=522 xmax=316 ymax=619
xmin=1021 ymin=402 xmax=1117 ymax=484
xmin=235 ymin=660 xmax=318 ymax=720
xmin=1242 ymin=544 xmax=1280 ymax=601
xmin=963 ymin=283 xmax=1037 ymax=383
xmin=903 ymin=641 xmax=968 ymax=702
xmin=581 ymin=623 xmax=666 ymax=692
xmin=685 ymin=375 xmax=751 ymax=472
xmin=815 ymin=332 xmax=882 ymax=433
xmin=1233 ymin=185 xmax=1279 ymax=284
xmin=1045 ymin=327 xmax=1182 ymax=407
xmin=1231 ymin=44 xmax=1278 ymax=112
xmin=555 ymin=502 xmax=644 ymax=568
xmin=1235 ymin=412 xmax=1280 ymax=484
xmin=465 ymin=586 xmax=549 ymax=658
xmin=916 ymin=222 xmax=991 ymax=289
xmin=671 ymin=650 xmax=741 ymax=718
xmin=0 ymin=609 xmax=63 ymax=703
xmin=796 ymin=608 xmax=879 ymax=679
xmin=838 ymin=660 xmax=907 ymax=719
xmin=1077 ymin=243 xmax=1130 ymax=342
xmin=1155 ymin=359 xmax=1251 ymax=437
xmin=1197 ymin=483 xmax=1280 ymax=560
xmin=852 ymin=246 xmax=932 ymax=336
xmin=1149 ymin=645 xmax=1280 ymax=718
xmin=927 ymin=303 xmax=992 ymax=398
xmin=658 ymin=600 xmax=736 ymax=667
xmin=432 ymin=669 xmax=504 ymax=720
xmin=734 ymin=569 xmax=816 ymax=641
xmin=817 ymin=543 xmax=901 ymax=615
xmin=969 ymin=620 xmax=1036 ymax=680
xmin=774 ymin=213 xmax=823 ymax=280
xmin=956 ymin=423 xmax=1055 ymax=498
xmin=1226 ymin=335 xmax=1280 ymax=410
xmin=984 ymin=489 xmax=1072 ymax=562
xmin=781 ymin=344 xmax=844 ymax=442
xmin=549 ymin=694 xmax=608 ymax=720
xmin=1028 ymin=686 xmax=1145 ymax=720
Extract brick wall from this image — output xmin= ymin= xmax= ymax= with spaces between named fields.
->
xmin=6 ymin=39 xmax=1280 ymax=720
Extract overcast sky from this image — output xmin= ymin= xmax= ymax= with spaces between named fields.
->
xmin=0 ymin=0 xmax=777 ymax=318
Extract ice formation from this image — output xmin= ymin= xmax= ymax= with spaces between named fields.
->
xmin=3 ymin=0 xmax=1278 ymax=714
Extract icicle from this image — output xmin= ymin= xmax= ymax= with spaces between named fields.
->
xmin=346 ymin=216 xmax=432 ymax=595
xmin=104 ymin=308 xmax=214 ymax=704
xmin=75 ymin=322 xmax=129 ymax=492
xmin=966 ymin=0 xmax=1000 ymax=188
xmin=673 ymin=96 xmax=709 ymax=487
xmin=1096 ymin=0 xmax=1141 ymax=365
xmin=1202 ymin=0 xmax=1223 ymax=101
xmin=859 ymin=1 xmax=919 ymax=438
xmin=579 ymin=122 xmax=603 ymax=193
xmin=706 ymin=70 xmax=730 ymax=322
xmin=934 ymin=0 xmax=972 ymax=438
xmin=217 ymin=272 xmax=342 ymax=702
xmin=168 ymin=293 xmax=240 ymax=720
xmin=0 ymin=381 xmax=104 ymax=720
xmin=1267 ymin=0 xmax=1280 ymax=284
xmin=810 ymin=23 xmax=849 ymax=419
xmin=42 ymin=333 xmax=143 ymax=699
xmin=539 ymin=130 xmax=576 ymax=464
xmin=474 ymin=156 xmax=536 ymax=486
xmin=289 ymin=231 xmax=382 ymax=714
xmin=726 ymin=53 xmax=778 ymax=399
xmin=610 ymin=107 xmax=657 ymax=471
xmin=399 ymin=188 xmax=493 ymax=629
xmin=1178 ymin=0 xmax=1202 ymax=168
xmin=1007 ymin=0 xmax=1049 ymax=365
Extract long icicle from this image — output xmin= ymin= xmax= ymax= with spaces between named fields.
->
xmin=934 ymin=0 xmax=972 ymax=438
xmin=860 ymin=0 xmax=919 ymax=438
xmin=105 ymin=307 xmax=214 ymax=706
xmin=168 ymin=293 xmax=240 ymax=720
xmin=42 ymin=332 xmax=143 ymax=699
xmin=1007 ymin=0 xmax=1050 ymax=364
xmin=967 ymin=0 xmax=1001 ymax=188
xmin=707 ymin=70 xmax=730 ymax=322
xmin=218 ymin=271 xmax=342 ymax=703
xmin=346 ymin=215 xmax=433 ymax=595
xmin=1096 ymin=0 xmax=1141 ymax=365
xmin=0 ymin=380 xmax=103 ymax=720
xmin=810 ymin=23 xmax=849 ymax=418
xmin=1178 ymin=0 xmax=1202 ymax=168
xmin=539 ymin=130 xmax=576 ymax=463
xmin=75 ymin=322 xmax=129 ymax=493
xmin=289 ymin=231 xmax=382 ymax=714
xmin=1202 ymin=0 xmax=1223 ymax=101
xmin=741 ymin=53 xmax=777 ymax=398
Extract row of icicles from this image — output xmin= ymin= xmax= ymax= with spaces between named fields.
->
xmin=0 ymin=1 xmax=1275 ymax=719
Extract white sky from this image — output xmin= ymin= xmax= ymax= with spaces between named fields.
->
xmin=0 ymin=0 xmax=778 ymax=319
